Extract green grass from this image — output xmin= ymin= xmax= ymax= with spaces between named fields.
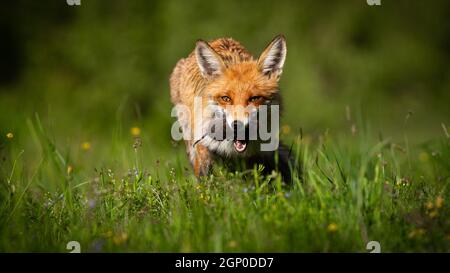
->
xmin=0 ymin=114 xmax=449 ymax=253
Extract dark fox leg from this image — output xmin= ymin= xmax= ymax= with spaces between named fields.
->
xmin=247 ymin=143 xmax=297 ymax=184
xmin=276 ymin=143 xmax=296 ymax=183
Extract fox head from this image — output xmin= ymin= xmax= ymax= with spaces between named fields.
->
xmin=194 ymin=35 xmax=287 ymax=156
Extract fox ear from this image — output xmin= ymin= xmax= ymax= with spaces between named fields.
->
xmin=195 ymin=40 xmax=225 ymax=78
xmin=257 ymin=35 xmax=287 ymax=78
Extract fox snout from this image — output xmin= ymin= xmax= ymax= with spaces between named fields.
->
xmin=207 ymin=108 xmax=253 ymax=153
xmin=231 ymin=120 xmax=249 ymax=152
xmin=209 ymin=111 xmax=251 ymax=141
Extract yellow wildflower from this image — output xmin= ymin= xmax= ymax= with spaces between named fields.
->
xmin=408 ymin=228 xmax=426 ymax=239
xmin=418 ymin=152 xmax=429 ymax=162
xmin=327 ymin=223 xmax=338 ymax=233
xmin=435 ymin=196 xmax=444 ymax=209
xmin=281 ymin=125 xmax=291 ymax=135
xmin=228 ymin=240 xmax=238 ymax=248
xmin=6 ymin=132 xmax=13 ymax=139
xmin=428 ymin=210 xmax=438 ymax=219
xmin=131 ymin=127 xmax=141 ymax=137
xmin=81 ymin=142 xmax=91 ymax=151
xmin=112 ymin=232 xmax=128 ymax=245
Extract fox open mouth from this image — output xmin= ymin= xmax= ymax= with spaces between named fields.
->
xmin=233 ymin=140 xmax=247 ymax=153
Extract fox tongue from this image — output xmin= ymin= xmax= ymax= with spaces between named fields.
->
xmin=233 ymin=140 xmax=247 ymax=152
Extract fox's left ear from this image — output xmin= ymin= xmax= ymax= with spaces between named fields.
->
xmin=257 ymin=35 xmax=287 ymax=78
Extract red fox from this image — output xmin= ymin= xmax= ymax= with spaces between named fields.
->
xmin=170 ymin=35 xmax=293 ymax=181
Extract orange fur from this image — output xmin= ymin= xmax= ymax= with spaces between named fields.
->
xmin=170 ymin=36 xmax=288 ymax=178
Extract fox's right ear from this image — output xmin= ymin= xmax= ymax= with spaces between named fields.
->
xmin=195 ymin=40 xmax=225 ymax=78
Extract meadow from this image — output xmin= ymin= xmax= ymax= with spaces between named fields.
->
xmin=1 ymin=113 xmax=449 ymax=252
xmin=0 ymin=0 xmax=449 ymax=252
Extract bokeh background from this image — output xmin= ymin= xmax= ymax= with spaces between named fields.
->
xmin=1 ymin=0 xmax=449 ymax=165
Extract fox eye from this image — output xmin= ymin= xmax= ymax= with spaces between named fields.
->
xmin=221 ymin=96 xmax=231 ymax=102
xmin=248 ymin=96 xmax=262 ymax=102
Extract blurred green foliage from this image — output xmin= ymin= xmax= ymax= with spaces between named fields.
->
xmin=1 ymin=0 xmax=449 ymax=148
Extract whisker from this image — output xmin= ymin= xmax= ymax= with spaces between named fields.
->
xmin=193 ymin=134 xmax=207 ymax=147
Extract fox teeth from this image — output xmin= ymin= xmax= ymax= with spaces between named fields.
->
xmin=233 ymin=140 xmax=247 ymax=153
